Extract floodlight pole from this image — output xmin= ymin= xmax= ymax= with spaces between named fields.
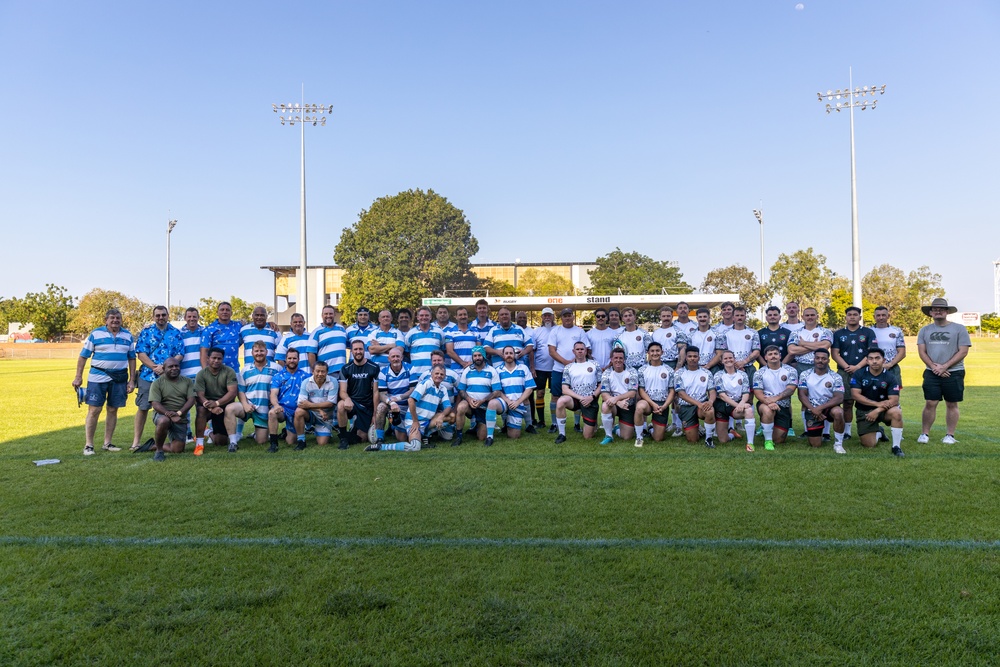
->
xmin=166 ymin=219 xmax=177 ymax=310
xmin=993 ymin=259 xmax=1000 ymax=315
xmin=818 ymin=68 xmax=886 ymax=311
xmin=752 ymin=206 xmax=765 ymax=319
xmin=273 ymin=91 xmax=331 ymax=328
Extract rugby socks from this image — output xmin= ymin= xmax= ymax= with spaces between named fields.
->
xmin=823 ymin=421 xmax=831 ymax=436
xmin=801 ymin=411 xmax=807 ymax=432
xmin=834 ymin=430 xmax=844 ymax=445
xmin=574 ymin=413 xmax=581 ymax=429
xmin=269 ymin=433 xmax=279 ymax=447
xmin=486 ymin=409 xmax=497 ymax=438
xmin=549 ymin=398 xmax=558 ymax=421
xmin=601 ymin=413 xmax=614 ymax=435
xmin=384 ymin=442 xmax=406 ymax=451
xmin=728 ymin=417 xmax=735 ymax=430
xmin=744 ymin=418 xmax=756 ymax=439
xmin=672 ymin=412 xmax=682 ymax=431
xmin=705 ymin=423 xmax=717 ymax=440
xmin=229 ymin=433 xmax=239 ymax=446
xmin=844 ymin=422 xmax=853 ymax=437
xmin=297 ymin=434 xmax=306 ymax=444
xmin=195 ymin=437 xmax=204 ymax=447
xmin=556 ymin=417 xmax=567 ymax=436
xmin=762 ymin=423 xmax=774 ymax=441
xmin=891 ymin=427 xmax=903 ymax=448
xmin=375 ymin=427 xmax=385 ymax=441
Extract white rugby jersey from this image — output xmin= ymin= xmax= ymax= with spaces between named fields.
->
xmin=586 ymin=326 xmax=618 ymax=369
xmin=797 ymin=369 xmax=845 ymax=407
xmin=782 ymin=320 xmax=806 ymax=333
xmin=651 ymin=326 xmax=688 ymax=362
xmin=613 ymin=328 xmax=652 ymax=369
xmin=674 ymin=319 xmax=698 ymax=338
xmin=687 ymin=328 xmax=719 ymax=367
xmin=872 ymin=325 xmax=906 ymax=363
xmin=718 ymin=328 xmax=761 ymax=362
xmin=562 ymin=360 xmax=601 ymax=397
xmin=674 ymin=367 xmax=713 ymax=406
xmin=600 ymin=366 xmax=639 ymax=397
xmin=713 ymin=369 xmax=750 ymax=400
xmin=712 ymin=321 xmax=734 ymax=336
xmin=788 ymin=326 xmax=834 ymax=364
xmin=752 ymin=364 xmax=799 ymax=408
xmin=639 ymin=364 xmax=674 ymax=402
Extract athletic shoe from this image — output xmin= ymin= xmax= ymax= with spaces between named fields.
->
xmin=423 ymin=437 xmax=435 ymax=449
xmin=153 ymin=451 xmax=166 ymax=462
xmin=451 ymin=433 xmax=463 ymax=447
xmin=787 ymin=428 xmax=796 ymax=438
xmin=942 ymin=434 xmax=958 ymax=444
xmin=698 ymin=425 xmax=705 ymax=437
xmin=547 ymin=424 xmax=558 ymax=434
xmin=833 ymin=443 xmax=847 ymax=455
xmin=83 ymin=445 xmax=95 ymax=456
xmin=294 ymin=441 xmax=307 ymax=451
xmin=892 ymin=444 xmax=905 ymax=457
xmin=671 ymin=427 xmax=685 ymax=438
xmin=916 ymin=433 xmax=930 ymax=444
xmin=268 ymin=443 xmax=279 ymax=453
xmin=822 ymin=433 xmax=832 ymax=442
xmin=364 ymin=443 xmax=380 ymax=452
xmin=338 ymin=438 xmax=350 ymax=450
xmin=228 ymin=443 xmax=238 ymax=453
xmin=193 ymin=443 xmax=204 ymax=456
xmin=554 ymin=434 xmax=567 ymax=444
xmin=484 ymin=437 xmax=493 ymax=447
xmin=764 ymin=440 xmax=775 ymax=451
xmin=634 ymin=436 xmax=644 ymax=448
xmin=705 ymin=438 xmax=715 ymax=449
xmin=466 ymin=427 xmax=479 ymax=437
xmin=575 ymin=424 xmax=584 ymax=434
xmin=102 ymin=443 xmax=121 ymax=452
xmin=746 ymin=442 xmax=755 ymax=452
xmin=876 ymin=426 xmax=886 ymax=442
xmin=599 ymin=436 xmax=614 ymax=445
xmin=524 ymin=425 xmax=537 ymax=435
xmin=844 ymin=433 xmax=853 ymax=441
xmin=729 ymin=428 xmax=742 ymax=440
xmin=536 ymin=421 xmax=546 ymax=428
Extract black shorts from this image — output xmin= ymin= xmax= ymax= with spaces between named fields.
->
xmin=804 ymin=408 xmax=837 ymax=436
xmin=568 ymin=398 xmax=599 ymax=426
xmin=855 ymin=407 xmax=892 ymax=435
xmin=922 ymin=369 xmax=965 ymax=403
xmin=534 ymin=370 xmax=551 ymax=395
xmin=714 ymin=398 xmax=737 ymax=421
xmin=756 ymin=403 xmax=791 ymax=431
xmin=202 ymin=409 xmax=228 ymax=437
xmin=348 ymin=403 xmax=374 ymax=434
xmin=646 ymin=399 xmax=671 ymax=426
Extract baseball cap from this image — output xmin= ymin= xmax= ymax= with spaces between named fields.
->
xmin=541 ymin=307 xmax=554 ymax=315
xmin=356 ymin=306 xmax=370 ymax=314
xmin=560 ymin=308 xmax=574 ymax=316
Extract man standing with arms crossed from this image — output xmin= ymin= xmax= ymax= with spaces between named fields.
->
xmin=871 ymin=306 xmax=907 ymax=387
xmin=73 ymin=308 xmax=136 ymax=456
xmin=916 ymin=298 xmax=971 ymax=444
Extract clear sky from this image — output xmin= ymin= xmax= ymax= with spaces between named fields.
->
xmin=1 ymin=1 xmax=997 ymax=313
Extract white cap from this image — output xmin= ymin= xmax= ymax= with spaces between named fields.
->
xmin=541 ymin=307 xmax=555 ymax=315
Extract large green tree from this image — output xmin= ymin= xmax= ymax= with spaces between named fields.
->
xmin=335 ymin=189 xmax=479 ymax=314
xmin=896 ymin=266 xmax=945 ymax=335
xmin=517 ymin=269 xmax=576 ymax=297
xmin=69 ymin=289 xmax=150 ymax=334
xmin=8 ymin=284 xmax=75 ymax=341
xmin=767 ymin=248 xmax=837 ymax=311
xmin=700 ymin=264 xmax=769 ymax=313
xmin=823 ymin=289 xmax=876 ymax=329
xmin=862 ymin=263 xmax=909 ymax=314
xmin=588 ymin=248 xmax=692 ymax=296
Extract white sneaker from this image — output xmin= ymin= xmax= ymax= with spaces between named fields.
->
xmin=83 ymin=445 xmax=95 ymax=456
xmin=942 ymin=434 xmax=958 ymax=444
xmin=833 ymin=443 xmax=847 ymax=455
xmin=916 ymin=433 xmax=930 ymax=444
xmin=634 ymin=436 xmax=644 ymax=448
xmin=671 ymin=426 xmax=685 ymax=438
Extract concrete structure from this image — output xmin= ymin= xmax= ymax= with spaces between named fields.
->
xmin=261 ymin=262 xmax=600 ymax=327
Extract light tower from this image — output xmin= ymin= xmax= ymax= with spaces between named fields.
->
xmin=993 ymin=259 xmax=1000 ymax=314
xmin=752 ymin=206 xmax=766 ymax=319
xmin=273 ymin=94 xmax=331 ymax=327
xmin=166 ymin=218 xmax=177 ymax=310
xmin=817 ymin=69 xmax=886 ymax=310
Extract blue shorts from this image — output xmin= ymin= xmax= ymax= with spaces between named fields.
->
xmin=303 ymin=410 xmax=334 ymax=436
xmin=550 ymin=371 xmax=564 ymax=397
xmin=504 ymin=406 xmax=527 ymax=430
xmin=86 ymin=381 xmax=127 ymax=409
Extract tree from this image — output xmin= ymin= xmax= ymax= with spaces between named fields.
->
xmin=334 ymin=189 xmax=479 ymax=314
xmin=588 ymin=248 xmax=692 ymax=296
xmin=0 ymin=296 xmax=23 ymax=334
xmin=823 ymin=289 xmax=876 ymax=329
xmin=69 ymin=289 xmax=150 ymax=334
xmin=517 ymin=269 xmax=576 ymax=297
xmin=8 ymin=284 xmax=76 ymax=341
xmin=198 ymin=296 xmax=272 ymax=323
xmin=700 ymin=264 xmax=769 ymax=314
xmin=862 ymin=264 xmax=908 ymax=314
xmin=476 ymin=277 xmax=517 ymax=297
xmin=981 ymin=313 xmax=1000 ymax=335
xmin=896 ymin=266 xmax=945 ymax=335
xmin=767 ymin=248 xmax=837 ymax=311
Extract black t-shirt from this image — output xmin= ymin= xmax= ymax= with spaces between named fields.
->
xmin=833 ymin=326 xmax=876 ymax=368
xmin=339 ymin=360 xmax=380 ymax=405
xmin=850 ymin=367 xmax=900 ymax=404
xmin=758 ymin=326 xmax=791 ymax=362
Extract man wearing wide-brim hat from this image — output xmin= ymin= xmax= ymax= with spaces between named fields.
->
xmin=915 ymin=298 xmax=971 ymax=445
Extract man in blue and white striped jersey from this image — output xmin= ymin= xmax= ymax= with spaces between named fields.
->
xmin=366 ymin=364 xmax=453 ymax=452
xmin=453 ymin=347 xmax=504 ymax=447
xmin=239 ymin=306 xmax=280 ymax=370
xmin=225 ymin=341 xmax=275 ymax=449
xmin=368 ymin=309 xmax=404 ymax=370
xmin=276 ymin=313 xmax=317 ymax=374
xmin=312 ymin=305 xmax=348 ymax=375
xmin=483 ymin=307 xmax=533 ymax=367
xmin=73 ymin=308 xmax=137 ymax=456
xmin=404 ymin=306 xmax=445 ymax=376
xmin=345 ymin=306 xmax=377 ymax=357
xmin=497 ymin=346 xmax=537 ymax=440
xmin=373 ymin=347 xmax=418 ymax=445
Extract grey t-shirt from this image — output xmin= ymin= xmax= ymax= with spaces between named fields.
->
xmin=917 ymin=322 xmax=972 ymax=370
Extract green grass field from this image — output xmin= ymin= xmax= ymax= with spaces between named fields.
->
xmin=2 ymin=342 xmax=999 ymax=665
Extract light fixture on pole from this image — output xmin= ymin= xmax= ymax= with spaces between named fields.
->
xmin=166 ymin=219 xmax=177 ymax=310
xmin=817 ymin=69 xmax=886 ymax=310
xmin=993 ymin=259 xmax=1000 ymax=315
xmin=273 ymin=94 xmax=331 ymax=327
xmin=752 ymin=206 xmax=765 ymax=319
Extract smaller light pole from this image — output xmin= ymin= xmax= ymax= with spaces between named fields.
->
xmin=752 ymin=207 xmax=765 ymax=319
xmin=166 ymin=219 xmax=177 ymax=309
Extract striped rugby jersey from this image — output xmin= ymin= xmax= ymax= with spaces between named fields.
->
xmin=239 ymin=324 xmax=281 ymax=370
xmin=311 ymin=324 xmax=348 ymax=373
xmin=276 ymin=332 xmax=318 ymax=374
xmin=237 ymin=363 xmax=275 ymax=417
xmin=179 ymin=325 xmax=205 ymax=379
xmin=404 ymin=326 xmax=445 ymax=374
xmin=80 ymin=326 xmax=135 ymax=383
xmin=458 ymin=364 xmax=501 ymax=402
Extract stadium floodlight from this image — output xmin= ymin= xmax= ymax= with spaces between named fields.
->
xmin=817 ymin=67 xmax=887 ymax=312
xmin=166 ymin=219 xmax=177 ymax=310
xmin=273 ymin=89 xmax=332 ymax=328
xmin=752 ymin=206 xmax=766 ymax=319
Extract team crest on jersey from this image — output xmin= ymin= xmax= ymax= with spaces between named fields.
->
xmin=635 ymin=334 xmax=641 ymax=341
xmin=624 ymin=377 xmax=630 ymax=384
xmin=780 ymin=375 xmax=787 ymax=381
xmin=859 ymin=335 xmax=867 ymax=342
xmin=880 ymin=381 xmax=888 ymax=388
xmin=587 ymin=367 xmax=594 ymax=373
xmin=660 ymin=372 xmax=667 ymax=378
xmin=744 ymin=334 xmax=751 ymax=340
xmin=811 ymin=333 xmax=819 ymax=339
xmin=707 ymin=336 xmax=713 ymax=342
xmin=665 ymin=332 xmax=672 ymax=338
xmin=889 ymin=333 xmax=897 ymax=338
xmin=699 ymin=376 xmax=706 ymax=382
xmin=737 ymin=378 xmax=744 ymax=385
xmin=824 ymin=381 xmax=832 ymax=388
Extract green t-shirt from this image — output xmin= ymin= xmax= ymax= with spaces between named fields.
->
xmin=195 ymin=366 xmax=238 ymax=400
xmin=149 ymin=376 xmax=195 ymax=411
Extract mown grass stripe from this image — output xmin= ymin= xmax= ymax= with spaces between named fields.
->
xmin=2 ymin=535 xmax=999 ymax=551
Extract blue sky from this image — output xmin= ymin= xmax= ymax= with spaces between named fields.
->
xmin=2 ymin=1 xmax=997 ymax=313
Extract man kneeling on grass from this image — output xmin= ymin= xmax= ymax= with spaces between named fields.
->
xmin=797 ymin=349 xmax=847 ymax=453
xmin=149 ymin=358 xmax=196 ymax=461
xmin=674 ymin=347 xmax=718 ymax=448
xmin=850 ymin=347 xmax=905 ymax=457
xmin=367 ymin=364 xmax=453 ymax=451
xmin=194 ymin=348 xmax=239 ymax=456
xmin=752 ymin=345 xmax=798 ymax=451
xmin=293 ymin=361 xmax=338 ymax=449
